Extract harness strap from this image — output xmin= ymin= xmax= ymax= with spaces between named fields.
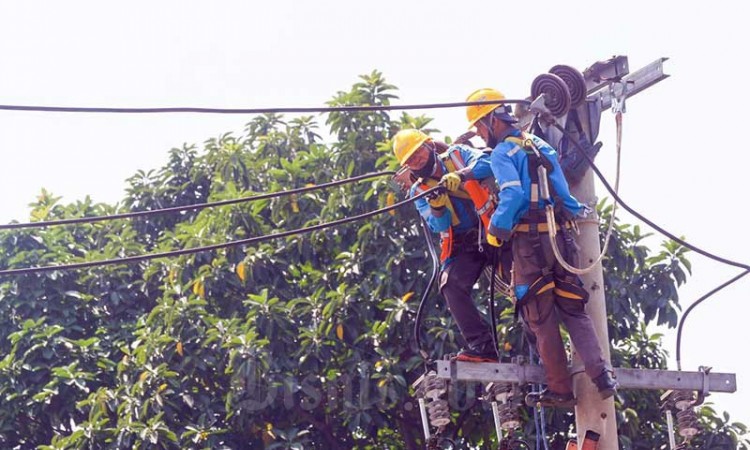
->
xmin=515 ymin=221 xmax=573 ymax=233
xmin=439 ymin=228 xmax=453 ymax=263
xmin=525 ymin=144 xmax=552 ymax=278
xmin=443 ymin=149 xmax=466 ymax=170
xmin=444 ymin=150 xmax=498 ymax=233
xmin=425 ymin=146 xmax=498 ymax=263
xmin=554 ymin=275 xmax=589 ymax=302
xmin=513 ymin=273 xmax=556 ymax=323
xmin=505 ymin=133 xmax=558 ymax=280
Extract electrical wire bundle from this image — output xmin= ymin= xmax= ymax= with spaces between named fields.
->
xmin=2 ymin=93 xmax=748 ymax=449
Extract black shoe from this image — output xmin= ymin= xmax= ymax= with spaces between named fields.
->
xmin=593 ymin=370 xmax=618 ymax=399
xmin=452 ymin=344 xmax=499 ymax=363
xmin=526 ymin=389 xmax=577 ymax=408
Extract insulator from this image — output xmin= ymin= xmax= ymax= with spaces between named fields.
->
xmin=530 ymin=73 xmax=572 ymax=118
xmin=676 ymin=408 xmax=700 ymax=439
xmin=427 ymin=398 xmax=451 ymax=428
xmin=497 ymin=401 xmax=522 ymax=430
xmin=549 ymin=65 xmax=587 ymax=108
xmin=485 ymin=382 xmax=514 ymax=402
xmin=415 ymin=382 xmax=426 ymax=400
xmin=671 ymin=390 xmax=695 ymax=411
xmin=424 ymin=373 xmax=447 ymax=400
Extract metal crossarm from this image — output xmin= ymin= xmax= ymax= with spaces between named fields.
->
xmin=588 ymin=57 xmax=670 ymax=110
xmin=436 ymin=361 xmax=736 ymax=393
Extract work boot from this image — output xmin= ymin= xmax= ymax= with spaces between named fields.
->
xmin=526 ymin=389 xmax=577 ymax=408
xmin=452 ymin=343 xmax=499 ymax=363
xmin=593 ymin=370 xmax=618 ymax=399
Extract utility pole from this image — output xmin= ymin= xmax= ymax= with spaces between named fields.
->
xmin=509 ymin=56 xmax=666 ymax=449
xmin=564 ymin=57 xmax=669 ymax=449
xmin=430 ymin=57 xmax=736 ymax=449
xmin=568 ymin=154 xmax=618 ymax=447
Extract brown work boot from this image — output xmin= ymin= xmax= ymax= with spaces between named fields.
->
xmin=593 ymin=370 xmax=618 ymax=399
xmin=526 ymin=389 xmax=577 ymax=408
xmin=452 ymin=343 xmax=499 ymax=363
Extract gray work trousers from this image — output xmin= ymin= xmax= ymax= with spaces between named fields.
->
xmin=439 ymin=242 xmax=494 ymax=350
xmin=514 ymin=230 xmax=607 ymax=394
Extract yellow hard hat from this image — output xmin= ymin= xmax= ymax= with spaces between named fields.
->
xmin=465 ymin=88 xmax=506 ymax=128
xmin=392 ymin=129 xmax=431 ymax=165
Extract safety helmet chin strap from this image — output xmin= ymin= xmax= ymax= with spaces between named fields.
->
xmin=483 ymin=113 xmax=496 ymax=128
xmin=483 ymin=112 xmax=511 ymax=149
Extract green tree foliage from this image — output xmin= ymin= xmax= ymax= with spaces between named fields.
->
xmin=0 ymin=71 xmax=747 ymax=449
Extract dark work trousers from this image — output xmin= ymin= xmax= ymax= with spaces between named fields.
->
xmin=514 ymin=230 xmax=607 ymax=395
xmin=439 ymin=240 xmax=494 ymax=350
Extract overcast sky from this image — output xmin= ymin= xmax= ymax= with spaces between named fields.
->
xmin=2 ymin=0 xmax=749 ymax=433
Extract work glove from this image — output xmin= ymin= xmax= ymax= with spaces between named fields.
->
xmin=440 ymin=173 xmax=462 ymax=192
xmin=486 ymin=233 xmax=503 ymax=248
xmin=428 ymin=192 xmax=450 ymax=209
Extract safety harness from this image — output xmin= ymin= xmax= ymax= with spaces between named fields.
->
xmin=441 ymin=150 xmax=497 ymax=232
xmin=412 ymin=147 xmax=498 ymax=263
xmin=505 ymin=134 xmax=589 ymax=305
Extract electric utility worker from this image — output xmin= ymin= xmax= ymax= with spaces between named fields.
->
xmin=465 ymin=88 xmax=618 ymax=407
xmin=393 ymin=129 xmax=500 ymax=362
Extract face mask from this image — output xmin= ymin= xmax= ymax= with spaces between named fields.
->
xmin=412 ymin=147 xmax=436 ymax=179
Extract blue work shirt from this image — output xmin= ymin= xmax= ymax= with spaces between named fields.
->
xmin=488 ymin=129 xmax=583 ymax=240
xmin=409 ymin=144 xmax=493 ymax=235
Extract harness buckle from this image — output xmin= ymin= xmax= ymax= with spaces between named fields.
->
xmin=477 ymin=221 xmax=484 ymax=253
xmin=570 ymin=219 xmax=580 ymax=235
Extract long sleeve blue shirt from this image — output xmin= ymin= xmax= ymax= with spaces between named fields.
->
xmin=409 ymin=144 xmax=493 ymax=235
xmin=488 ymin=129 xmax=583 ymax=240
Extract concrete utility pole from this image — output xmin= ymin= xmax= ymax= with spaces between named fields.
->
xmin=433 ymin=57 xmax=736 ymax=449
xmin=568 ymin=155 xmax=618 ymax=447
xmin=564 ymin=57 xmax=669 ymax=449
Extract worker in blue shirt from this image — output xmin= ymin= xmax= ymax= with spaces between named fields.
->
xmin=393 ymin=129 xmax=501 ymax=362
xmin=465 ymin=88 xmax=618 ymax=407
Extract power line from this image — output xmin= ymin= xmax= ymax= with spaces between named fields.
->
xmin=555 ymin=121 xmax=750 ymax=371
xmin=0 ymin=171 xmax=395 ymax=230
xmin=6 ymin=94 xmax=743 ymax=270
xmin=0 ymin=99 xmax=530 ymax=115
xmin=553 ymin=122 xmax=750 ymax=271
xmin=0 ymin=187 xmax=439 ymax=277
xmin=675 ymin=269 xmax=749 ymax=370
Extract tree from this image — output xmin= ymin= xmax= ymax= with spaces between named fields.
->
xmin=0 ymin=71 xmax=747 ymax=449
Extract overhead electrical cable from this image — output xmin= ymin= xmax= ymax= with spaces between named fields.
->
xmin=0 ymin=171 xmax=395 ymax=230
xmin=0 ymin=186 xmax=441 ymax=277
xmin=5 ymin=94 xmax=744 ymax=269
xmin=0 ymin=99 xmax=530 ymax=115
xmin=675 ymin=269 xmax=749 ymax=370
xmin=554 ymin=122 xmax=750 ymax=271
xmin=556 ymin=122 xmax=750 ymax=371
xmin=5 ymin=90 xmax=747 ymax=364
xmin=414 ymin=219 xmax=440 ymax=363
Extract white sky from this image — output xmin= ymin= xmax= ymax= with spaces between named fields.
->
xmin=2 ymin=0 xmax=749 ymax=434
